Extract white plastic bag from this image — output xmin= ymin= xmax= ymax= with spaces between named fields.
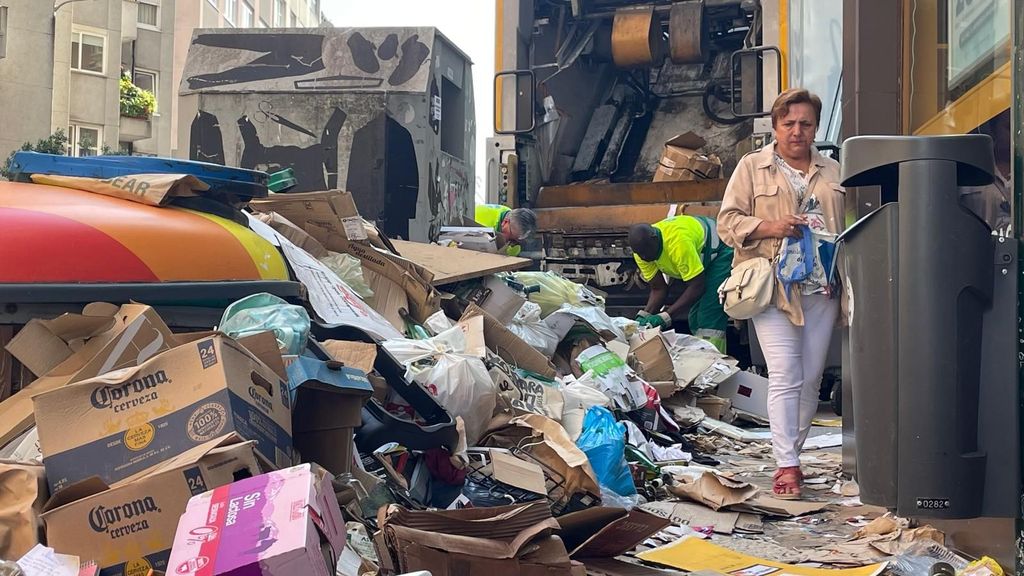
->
xmin=559 ymin=380 xmax=612 ymax=440
xmin=545 ymin=304 xmax=627 ymax=343
xmin=508 ymin=302 xmax=560 ymax=357
xmin=318 ymin=252 xmax=374 ymax=298
xmin=382 ymin=324 xmax=497 ymax=445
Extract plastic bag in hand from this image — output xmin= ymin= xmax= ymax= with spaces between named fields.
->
xmin=219 ymin=292 xmax=310 ymax=355
xmin=576 ymin=406 xmax=637 ymax=498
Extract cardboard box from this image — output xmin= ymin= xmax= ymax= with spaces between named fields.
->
xmin=653 ymin=133 xmax=723 ymax=182
xmin=34 ymin=334 xmax=292 ymax=493
xmin=0 ymin=460 xmax=46 ymax=560
xmin=377 ymin=502 xmax=573 ymax=576
xmin=715 ymin=370 xmax=769 ymax=420
xmin=323 ymin=232 xmax=440 ymax=324
xmin=556 ymin=507 xmax=670 ymax=559
xmin=286 ymin=356 xmax=373 ymax=475
xmin=477 ymin=276 xmax=527 ymax=325
xmin=695 ymin=395 xmax=736 ymax=423
xmin=628 ymin=333 xmax=675 ymax=383
xmin=41 ymin=435 xmax=260 ymax=576
xmin=248 ymin=190 xmax=373 ymax=245
xmin=0 ymin=304 xmax=176 ymax=450
xmin=461 ymin=304 xmax=556 ymax=379
xmin=166 ymin=464 xmax=346 ymax=576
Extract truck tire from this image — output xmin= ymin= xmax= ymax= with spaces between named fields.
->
xmin=830 ymin=381 xmax=842 ymax=416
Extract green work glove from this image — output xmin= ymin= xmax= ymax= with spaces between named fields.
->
xmin=636 ymin=311 xmax=655 ymax=327
xmin=640 ymin=312 xmax=672 ymax=329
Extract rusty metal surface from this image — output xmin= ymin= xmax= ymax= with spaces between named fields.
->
xmin=535 ymin=179 xmax=726 ymax=208
xmin=611 ymin=6 xmax=666 ymax=69
xmin=669 ymin=1 xmax=705 ymax=64
xmin=536 ymin=201 xmax=723 ymax=232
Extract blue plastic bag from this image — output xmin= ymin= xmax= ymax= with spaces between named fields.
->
xmin=776 ymin=224 xmax=815 ymax=299
xmin=576 ymin=406 xmax=637 ymax=498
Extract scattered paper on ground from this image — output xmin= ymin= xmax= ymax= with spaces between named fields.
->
xmin=804 ymin=432 xmax=843 ymax=450
xmin=637 ymin=537 xmax=887 ymax=576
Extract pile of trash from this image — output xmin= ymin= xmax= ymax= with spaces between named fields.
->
xmin=0 ymin=160 xmax=1005 ymax=576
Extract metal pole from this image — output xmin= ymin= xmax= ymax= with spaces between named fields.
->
xmin=1014 ymin=0 xmax=1024 ymax=571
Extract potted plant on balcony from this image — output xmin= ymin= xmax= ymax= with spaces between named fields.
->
xmin=119 ymin=72 xmax=156 ymax=120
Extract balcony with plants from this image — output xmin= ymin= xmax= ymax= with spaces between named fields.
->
xmin=119 ymin=72 xmax=156 ymax=141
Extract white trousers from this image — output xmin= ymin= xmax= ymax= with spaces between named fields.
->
xmin=751 ymin=294 xmax=839 ymax=468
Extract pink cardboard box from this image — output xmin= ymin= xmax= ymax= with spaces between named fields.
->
xmin=167 ymin=464 xmax=345 ymax=576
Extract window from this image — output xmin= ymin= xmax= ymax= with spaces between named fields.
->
xmin=133 ymin=69 xmax=157 ymax=110
xmin=224 ymin=0 xmax=237 ymax=24
xmin=308 ymin=0 xmax=318 ymax=25
xmin=289 ymin=10 xmax=296 ymax=27
xmin=69 ymin=125 xmax=102 ymax=157
xmin=119 ymin=141 xmax=134 ymax=156
xmin=241 ymin=1 xmax=254 ymax=26
xmin=71 ymin=30 xmax=105 ymax=74
xmin=137 ymin=1 xmax=159 ymax=29
xmin=274 ymin=0 xmax=285 ymax=26
xmin=0 ymin=7 xmax=8 ymax=60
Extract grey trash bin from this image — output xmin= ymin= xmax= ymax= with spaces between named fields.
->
xmin=840 ymin=134 xmax=1017 ymax=519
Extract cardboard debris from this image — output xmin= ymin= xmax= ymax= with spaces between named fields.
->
xmin=653 ymin=133 xmax=723 ymax=183
xmin=673 ymin=352 xmax=739 ymax=391
xmin=248 ymin=190 xmax=377 ymax=246
xmin=391 ymin=239 xmax=531 ymax=286
xmin=0 ymin=460 xmax=46 ymax=560
xmin=668 ymin=471 xmax=759 ymax=511
xmin=556 ymin=507 xmax=670 ymax=559
xmin=628 ymin=332 xmax=675 ymax=383
xmin=462 ymin=304 xmax=557 ymax=379
xmin=0 ymin=303 xmax=176 ymax=451
xmin=579 ymin=557 xmax=685 ymax=576
xmin=639 ymin=501 xmax=740 ymax=535
xmin=167 ymin=464 xmax=346 ymax=576
xmin=698 ymin=418 xmax=772 ymax=443
xmin=490 ymin=449 xmax=548 ymax=495
xmin=30 ymin=174 xmax=207 ymax=207
xmin=376 ymin=502 xmax=572 ymax=576
xmin=34 ymin=333 xmax=292 ymax=492
xmin=638 ymin=537 xmax=887 ymax=576
xmin=695 ymin=395 xmax=736 ymax=423
xmin=42 ymin=435 xmax=260 ymax=576
xmin=729 ymin=494 xmax=832 ymax=518
xmin=320 ymin=340 xmax=378 ymax=374
xmin=804 ymin=432 xmax=844 ymax=450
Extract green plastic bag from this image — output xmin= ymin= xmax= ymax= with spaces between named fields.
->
xmin=219 ymin=293 xmax=310 ymax=355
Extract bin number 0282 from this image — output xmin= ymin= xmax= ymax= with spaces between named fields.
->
xmin=916 ymin=498 xmax=950 ymax=510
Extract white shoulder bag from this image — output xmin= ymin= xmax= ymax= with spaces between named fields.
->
xmin=718 ymin=256 xmax=775 ymax=320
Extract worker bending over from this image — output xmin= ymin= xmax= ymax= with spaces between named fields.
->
xmin=629 ymin=215 xmax=733 ymax=352
xmin=475 ymin=204 xmax=537 ymax=257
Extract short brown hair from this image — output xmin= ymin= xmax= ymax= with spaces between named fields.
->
xmin=771 ymin=88 xmax=822 ymax=128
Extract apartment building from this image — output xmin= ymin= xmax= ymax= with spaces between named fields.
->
xmin=0 ymin=1 xmax=56 ymax=162
xmin=0 ymin=0 xmax=326 ymax=164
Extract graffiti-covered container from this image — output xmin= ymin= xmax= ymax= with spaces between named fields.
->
xmin=178 ymin=27 xmax=475 ymax=242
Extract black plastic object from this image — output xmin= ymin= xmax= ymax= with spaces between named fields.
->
xmin=306 ymin=330 xmax=459 ymax=454
xmin=840 ymin=134 xmax=1018 ymax=519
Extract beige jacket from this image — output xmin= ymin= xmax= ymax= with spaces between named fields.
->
xmin=717 ymin=142 xmax=849 ymax=326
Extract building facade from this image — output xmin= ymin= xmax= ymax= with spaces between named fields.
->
xmin=0 ymin=0 xmax=327 ymax=164
xmin=0 ymin=1 xmax=57 ymax=162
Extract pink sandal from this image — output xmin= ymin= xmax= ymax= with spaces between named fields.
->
xmin=773 ymin=467 xmax=803 ymax=500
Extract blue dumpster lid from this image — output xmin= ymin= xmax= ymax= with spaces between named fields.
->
xmin=9 ymin=151 xmax=270 ymax=198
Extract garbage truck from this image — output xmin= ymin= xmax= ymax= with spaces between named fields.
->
xmin=486 ymin=0 xmax=844 ymax=392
